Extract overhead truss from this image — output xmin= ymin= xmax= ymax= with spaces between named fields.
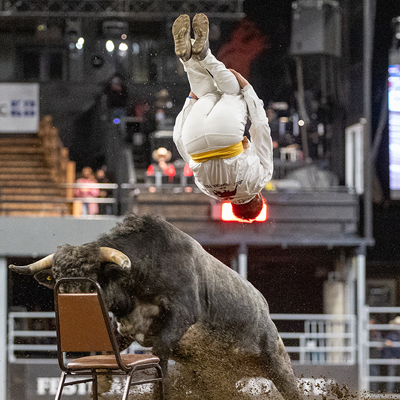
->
xmin=0 ymin=0 xmax=244 ymax=19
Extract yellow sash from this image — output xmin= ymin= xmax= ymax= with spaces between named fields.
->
xmin=190 ymin=141 xmax=243 ymax=163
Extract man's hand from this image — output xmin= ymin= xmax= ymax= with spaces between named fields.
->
xmin=242 ymin=136 xmax=249 ymax=150
xmin=189 ymin=91 xmax=199 ymax=100
xmin=229 ymin=69 xmax=249 ymax=89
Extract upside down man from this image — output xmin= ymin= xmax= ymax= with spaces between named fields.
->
xmin=172 ymin=13 xmax=274 ymax=221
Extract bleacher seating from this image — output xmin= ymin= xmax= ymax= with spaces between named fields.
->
xmin=0 ymin=117 xmax=74 ymax=217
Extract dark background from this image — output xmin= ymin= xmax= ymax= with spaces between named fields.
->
xmin=242 ymin=0 xmax=400 ymax=272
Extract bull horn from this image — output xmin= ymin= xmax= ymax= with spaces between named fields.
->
xmin=99 ymin=247 xmax=131 ymax=270
xmin=9 ymin=254 xmax=54 ymax=275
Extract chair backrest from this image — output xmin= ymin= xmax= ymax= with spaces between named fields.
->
xmin=57 ymin=293 xmax=113 ymax=352
xmin=54 ymin=277 xmax=124 ymax=370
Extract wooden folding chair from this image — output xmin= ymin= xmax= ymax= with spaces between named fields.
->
xmin=54 ymin=277 xmax=164 ymax=400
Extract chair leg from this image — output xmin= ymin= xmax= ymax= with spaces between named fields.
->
xmin=122 ymin=371 xmax=135 ymax=400
xmin=92 ymin=373 xmax=98 ymax=400
xmin=156 ymin=365 xmax=165 ymax=400
xmin=54 ymin=372 xmax=67 ymax=400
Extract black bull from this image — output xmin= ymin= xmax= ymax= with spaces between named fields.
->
xmin=9 ymin=214 xmax=302 ymax=400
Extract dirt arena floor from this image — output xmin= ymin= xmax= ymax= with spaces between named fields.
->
xmin=96 ymin=368 xmax=383 ymax=400
xmin=96 ymin=328 xmax=390 ymax=400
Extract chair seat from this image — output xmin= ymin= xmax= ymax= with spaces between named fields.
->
xmin=67 ymin=353 xmax=160 ymax=371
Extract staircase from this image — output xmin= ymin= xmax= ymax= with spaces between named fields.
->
xmin=0 ymin=135 xmax=69 ymax=216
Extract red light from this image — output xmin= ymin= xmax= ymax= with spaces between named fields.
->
xmin=221 ymin=202 xmax=268 ymax=222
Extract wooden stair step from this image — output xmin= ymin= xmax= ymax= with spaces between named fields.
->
xmin=0 ymin=132 xmax=72 ymax=217
xmin=0 ymin=195 xmax=66 ymax=202
xmin=0 ymin=210 xmax=67 ymax=217
xmin=0 ymin=138 xmax=41 ymax=146
xmin=0 ymin=180 xmax=59 ymax=187
xmin=0 ymin=170 xmax=51 ymax=176
xmin=1 ymin=202 xmax=68 ymax=211
xmin=0 ymin=135 xmax=39 ymax=140
xmin=0 ymin=175 xmax=53 ymax=182
xmin=0 ymin=147 xmax=44 ymax=154
xmin=0 ymin=167 xmax=51 ymax=174
xmin=0 ymin=160 xmax=44 ymax=168
xmin=1 ymin=187 xmax=64 ymax=195
xmin=0 ymin=154 xmax=44 ymax=161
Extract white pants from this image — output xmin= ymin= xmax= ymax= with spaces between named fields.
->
xmin=182 ymin=51 xmax=247 ymax=154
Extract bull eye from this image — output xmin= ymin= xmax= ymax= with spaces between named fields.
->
xmin=47 ymin=275 xmax=51 ymax=281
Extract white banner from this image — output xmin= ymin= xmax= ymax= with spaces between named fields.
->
xmin=0 ymin=83 xmax=39 ymax=133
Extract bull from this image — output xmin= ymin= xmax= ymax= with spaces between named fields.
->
xmin=9 ymin=213 xmax=302 ymax=400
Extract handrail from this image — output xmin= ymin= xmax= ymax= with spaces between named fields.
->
xmin=70 ymin=198 xmax=117 ymax=204
xmin=62 ymin=183 xmax=118 ymax=189
xmin=122 ymin=182 xmax=353 ymax=193
xmin=61 ymin=182 xmax=119 ymax=215
xmin=270 ymin=313 xmax=356 ymax=320
xmin=8 ymin=312 xmax=356 ymax=365
xmin=0 ymin=179 xmax=358 ymax=218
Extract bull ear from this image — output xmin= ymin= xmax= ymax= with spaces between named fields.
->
xmin=34 ymin=269 xmax=55 ymax=289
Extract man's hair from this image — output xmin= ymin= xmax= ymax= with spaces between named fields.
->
xmin=231 ymin=194 xmax=264 ymax=221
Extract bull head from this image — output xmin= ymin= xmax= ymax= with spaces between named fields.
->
xmin=9 ymin=247 xmax=132 ymax=288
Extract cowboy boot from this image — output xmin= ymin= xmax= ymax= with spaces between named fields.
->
xmin=172 ymin=14 xmax=192 ymax=61
xmin=192 ymin=13 xmax=209 ymax=60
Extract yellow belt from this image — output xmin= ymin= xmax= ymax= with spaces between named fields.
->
xmin=190 ymin=141 xmax=243 ymax=163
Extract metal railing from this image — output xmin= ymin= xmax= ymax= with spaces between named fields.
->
xmin=8 ymin=312 xmax=356 ymax=365
xmin=0 ymin=178 xmax=357 ymax=219
xmin=271 ymin=314 xmax=357 ymax=365
xmin=63 ymin=182 xmax=119 ymax=216
xmin=361 ymin=306 xmax=400 ymax=394
xmin=8 ymin=311 xmax=149 ymax=364
xmin=8 ymin=312 xmax=57 ymax=364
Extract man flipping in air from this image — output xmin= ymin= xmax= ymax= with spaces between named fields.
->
xmin=172 ymin=13 xmax=273 ymax=221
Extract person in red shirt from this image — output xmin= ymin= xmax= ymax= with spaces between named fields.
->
xmin=146 ymin=147 xmax=176 ymax=183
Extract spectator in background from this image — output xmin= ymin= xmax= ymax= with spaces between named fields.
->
xmin=74 ymin=166 xmax=99 ymax=215
xmin=95 ymin=167 xmax=113 ymax=215
xmin=104 ymin=73 xmax=129 ymax=121
xmin=154 ymin=89 xmax=174 ymax=129
xmin=130 ymin=90 xmax=173 ymax=168
xmin=382 ymin=316 xmax=400 ymax=393
xmin=147 ymin=147 xmax=176 ymax=183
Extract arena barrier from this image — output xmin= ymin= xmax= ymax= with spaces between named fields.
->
xmin=7 ymin=312 xmax=359 ymax=399
xmin=361 ymin=306 xmax=400 ymax=395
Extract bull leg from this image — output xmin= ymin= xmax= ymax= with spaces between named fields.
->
xmin=260 ymin=330 xmax=303 ymax=400
xmin=152 ymin=307 xmax=198 ymax=398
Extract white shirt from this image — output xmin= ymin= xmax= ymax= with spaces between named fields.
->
xmin=173 ymin=84 xmax=273 ymax=204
